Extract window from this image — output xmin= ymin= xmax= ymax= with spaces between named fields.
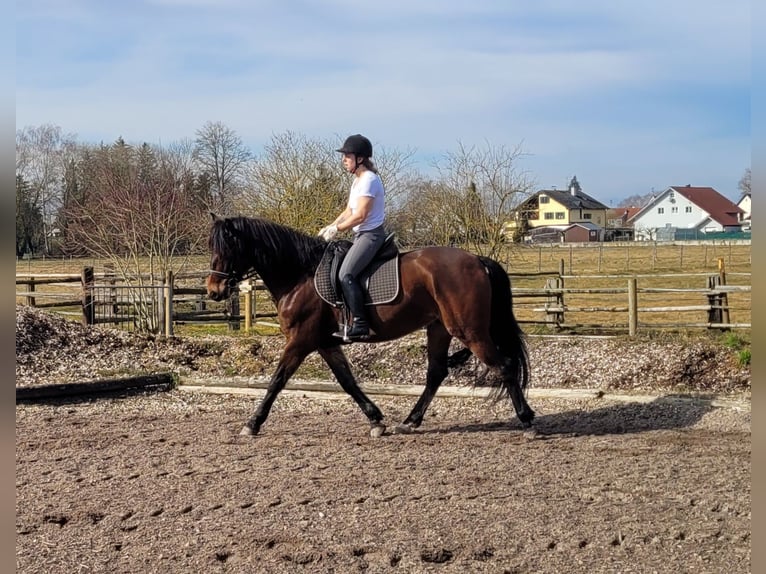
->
xmin=583 ymin=213 xmax=592 ymax=219
xmin=685 ymin=206 xmax=692 ymax=213
xmin=658 ymin=207 xmax=665 ymax=214
xmin=555 ymin=212 xmax=565 ymax=219
xmin=544 ymin=212 xmax=554 ymax=220
xmin=539 ymin=195 xmax=550 ymax=204
xmin=671 ymin=206 xmax=678 ymax=213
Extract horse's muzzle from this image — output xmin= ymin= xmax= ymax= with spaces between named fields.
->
xmin=206 ymin=276 xmax=230 ymax=301
xmin=208 ymin=289 xmax=226 ymax=302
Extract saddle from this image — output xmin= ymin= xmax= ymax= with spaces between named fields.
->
xmin=314 ymin=233 xmax=401 ymax=308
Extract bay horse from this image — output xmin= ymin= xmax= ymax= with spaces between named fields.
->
xmin=206 ymin=215 xmax=534 ymax=437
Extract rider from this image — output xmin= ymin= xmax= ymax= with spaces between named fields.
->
xmin=318 ymin=134 xmax=387 ymax=341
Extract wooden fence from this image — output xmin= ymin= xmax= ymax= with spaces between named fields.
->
xmin=508 ymin=258 xmax=749 ymax=334
xmin=16 ymin=260 xmax=750 ymax=336
xmin=15 ymin=268 xmax=278 ymax=335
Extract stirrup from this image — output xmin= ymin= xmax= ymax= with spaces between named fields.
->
xmin=332 ymin=324 xmax=349 ymax=340
xmin=332 ymin=323 xmax=370 ymax=342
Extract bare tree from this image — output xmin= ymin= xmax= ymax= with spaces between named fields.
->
xmin=16 ymin=175 xmax=44 ymax=257
xmin=193 ymin=121 xmax=251 ymax=213
xmin=238 ymin=131 xmax=345 ymax=231
xmin=240 ymin=132 xmax=417 ymax=238
xmin=422 ymin=140 xmax=534 ymax=258
xmin=15 ymin=124 xmax=77 ymax=254
xmin=365 ymin=143 xmax=417 ymax=211
xmin=162 ymin=138 xmax=197 ymax=178
xmin=65 ymin=140 xmax=209 ymax=332
xmin=738 ymin=168 xmax=751 ymax=197
xmin=618 ymin=192 xmax=654 ymax=208
xmin=389 ymin=177 xmax=456 ymax=247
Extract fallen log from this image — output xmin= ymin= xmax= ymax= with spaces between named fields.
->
xmin=16 ymin=373 xmax=175 ymax=402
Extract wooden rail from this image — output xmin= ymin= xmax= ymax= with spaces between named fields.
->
xmin=15 ymin=269 xmax=278 ymax=333
xmin=16 ymin=262 xmax=750 ymax=336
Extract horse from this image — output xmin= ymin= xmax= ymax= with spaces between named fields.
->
xmin=206 ymin=214 xmax=535 ymax=437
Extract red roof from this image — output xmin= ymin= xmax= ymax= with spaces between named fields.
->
xmin=614 ymin=207 xmax=642 ymax=221
xmin=671 ymin=186 xmax=743 ymax=226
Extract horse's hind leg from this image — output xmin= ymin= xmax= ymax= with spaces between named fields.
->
xmin=395 ymin=322 xmax=452 ymax=434
xmin=504 ymin=372 xmax=535 ymax=427
xmin=463 ymin=338 xmax=535 ymax=428
xmin=318 ymin=346 xmax=386 ymax=437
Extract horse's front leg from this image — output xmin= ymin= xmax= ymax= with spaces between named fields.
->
xmin=240 ymin=346 xmax=308 ymax=436
xmin=396 ymin=322 xmax=452 ymax=434
xmin=318 ymin=346 xmax=386 ymax=437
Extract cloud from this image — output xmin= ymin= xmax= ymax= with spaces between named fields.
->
xmin=16 ymin=1 xmax=750 ymax=203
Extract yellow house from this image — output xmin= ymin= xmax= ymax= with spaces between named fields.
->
xmin=507 ymin=177 xmax=610 ymax=241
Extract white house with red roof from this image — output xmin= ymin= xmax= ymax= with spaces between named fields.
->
xmin=629 ymin=185 xmax=745 ymax=241
xmin=737 ymin=192 xmax=751 ymax=229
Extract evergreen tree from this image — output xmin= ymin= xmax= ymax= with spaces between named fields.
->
xmin=15 ymin=175 xmax=44 ymax=257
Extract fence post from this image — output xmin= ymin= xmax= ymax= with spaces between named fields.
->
xmin=559 ymin=260 xmax=566 ymax=326
xmin=718 ymin=258 xmax=730 ymax=327
xmin=597 ymin=244 xmax=602 ymax=273
xmin=628 ymin=277 xmax=637 ymax=337
xmin=538 ymin=246 xmax=542 ymax=273
xmin=105 ymin=263 xmax=118 ymax=326
xmin=228 ymin=290 xmax=241 ymax=331
xmin=706 ymin=275 xmax=721 ymax=325
xmin=81 ymin=266 xmax=95 ymax=326
xmin=245 ymin=291 xmax=253 ymax=332
xmin=705 ymin=258 xmax=730 ymax=328
xmin=241 ymin=280 xmax=253 ymax=332
xmin=26 ymin=277 xmax=36 ymax=307
xmin=164 ymin=270 xmax=174 ymax=337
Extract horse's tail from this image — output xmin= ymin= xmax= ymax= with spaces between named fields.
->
xmin=479 ymin=256 xmax=531 ymax=399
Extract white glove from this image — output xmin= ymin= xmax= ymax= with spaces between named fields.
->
xmin=319 ymin=224 xmax=338 ymax=241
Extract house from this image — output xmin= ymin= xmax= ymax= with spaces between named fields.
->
xmin=604 ymin=206 xmax=642 ymax=241
xmin=509 ymin=176 xmax=609 ymax=242
xmin=607 ymin=206 xmax=642 ymax=228
xmin=527 ymin=222 xmax=603 ymax=243
xmin=737 ymin=192 xmax=751 ymax=229
xmin=629 ymin=185 xmax=744 ymax=241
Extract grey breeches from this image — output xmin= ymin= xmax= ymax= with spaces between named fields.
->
xmin=339 ymin=225 xmax=387 ymax=279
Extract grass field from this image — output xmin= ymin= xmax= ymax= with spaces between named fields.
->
xmin=16 ymin=241 xmax=751 ymax=337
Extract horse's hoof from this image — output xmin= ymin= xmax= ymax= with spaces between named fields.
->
xmin=522 ymin=427 xmax=538 ymax=440
xmin=370 ymin=423 xmax=386 ymax=438
xmin=394 ymin=423 xmax=414 ymax=434
xmin=239 ymin=425 xmax=256 ymax=436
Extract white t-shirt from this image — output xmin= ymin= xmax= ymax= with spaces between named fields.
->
xmin=348 ymin=170 xmax=385 ymax=232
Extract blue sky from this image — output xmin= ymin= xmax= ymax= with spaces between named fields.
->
xmin=16 ymin=0 xmax=751 ymax=205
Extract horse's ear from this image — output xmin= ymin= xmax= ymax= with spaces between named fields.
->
xmin=210 ymin=212 xmax=218 ymax=222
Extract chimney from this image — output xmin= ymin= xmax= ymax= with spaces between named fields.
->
xmin=570 ymin=183 xmax=577 ymax=196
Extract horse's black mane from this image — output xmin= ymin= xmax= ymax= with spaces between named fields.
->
xmin=210 ymin=216 xmax=326 ymax=280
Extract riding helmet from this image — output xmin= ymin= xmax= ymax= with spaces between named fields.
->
xmin=336 ymin=134 xmax=373 ymax=158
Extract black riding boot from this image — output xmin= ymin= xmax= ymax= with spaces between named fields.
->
xmin=337 ymin=274 xmax=370 ymax=341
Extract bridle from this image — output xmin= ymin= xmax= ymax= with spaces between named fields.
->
xmin=208 ymin=267 xmax=258 ymax=290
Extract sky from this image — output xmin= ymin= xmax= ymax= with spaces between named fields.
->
xmin=16 ymin=0 xmax=751 ymax=206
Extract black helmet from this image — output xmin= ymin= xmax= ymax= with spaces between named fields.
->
xmin=336 ymin=134 xmax=373 ymax=158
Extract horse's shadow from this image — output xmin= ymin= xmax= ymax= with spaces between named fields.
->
xmin=420 ymin=395 xmax=718 ymax=438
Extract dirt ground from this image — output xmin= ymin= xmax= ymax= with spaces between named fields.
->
xmin=16 ymin=387 xmax=750 ymax=574
xmin=16 ymin=306 xmax=751 ymax=572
